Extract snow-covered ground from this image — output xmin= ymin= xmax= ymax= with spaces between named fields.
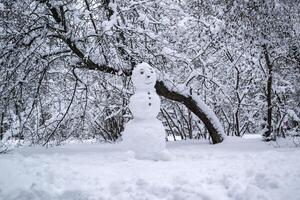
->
xmin=1 ymin=135 xmax=300 ymax=200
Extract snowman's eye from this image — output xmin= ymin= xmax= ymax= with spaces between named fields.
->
xmin=151 ymin=71 xmax=153 ymax=73
xmin=140 ymin=70 xmax=144 ymax=74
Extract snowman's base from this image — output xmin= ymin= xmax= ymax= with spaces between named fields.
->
xmin=121 ymin=119 xmax=167 ymax=160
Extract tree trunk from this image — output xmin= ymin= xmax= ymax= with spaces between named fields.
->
xmin=262 ymin=44 xmax=273 ymax=140
xmin=234 ymin=66 xmax=241 ymax=136
xmin=155 ymin=81 xmax=224 ymax=144
xmin=0 ymin=112 xmax=4 ymax=140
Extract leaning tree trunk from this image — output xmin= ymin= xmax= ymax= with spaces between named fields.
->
xmin=155 ymin=81 xmax=224 ymax=144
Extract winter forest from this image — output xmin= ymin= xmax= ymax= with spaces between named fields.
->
xmin=0 ymin=0 xmax=300 ymax=200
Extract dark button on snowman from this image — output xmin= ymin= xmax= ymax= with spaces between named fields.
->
xmin=122 ymin=62 xmax=170 ymax=160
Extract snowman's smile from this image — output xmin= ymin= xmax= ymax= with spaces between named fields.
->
xmin=145 ymin=81 xmax=153 ymax=85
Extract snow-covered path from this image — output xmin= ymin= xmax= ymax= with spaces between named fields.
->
xmin=1 ymin=136 xmax=300 ymax=200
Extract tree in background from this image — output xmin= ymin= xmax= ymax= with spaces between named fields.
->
xmin=0 ymin=0 xmax=299 ymax=146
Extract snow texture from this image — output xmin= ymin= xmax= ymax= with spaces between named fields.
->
xmin=121 ymin=63 xmax=167 ymax=160
xmin=1 ymin=135 xmax=300 ymax=200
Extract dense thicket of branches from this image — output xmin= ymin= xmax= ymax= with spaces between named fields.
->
xmin=0 ymin=0 xmax=299 ymax=146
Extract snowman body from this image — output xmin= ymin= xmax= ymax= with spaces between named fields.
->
xmin=122 ymin=63 xmax=166 ymax=159
xmin=129 ymin=91 xmax=160 ymax=120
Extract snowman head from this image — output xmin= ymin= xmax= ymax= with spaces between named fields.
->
xmin=132 ymin=62 xmax=156 ymax=91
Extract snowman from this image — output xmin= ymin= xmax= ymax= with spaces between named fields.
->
xmin=122 ymin=62 xmax=170 ymax=160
